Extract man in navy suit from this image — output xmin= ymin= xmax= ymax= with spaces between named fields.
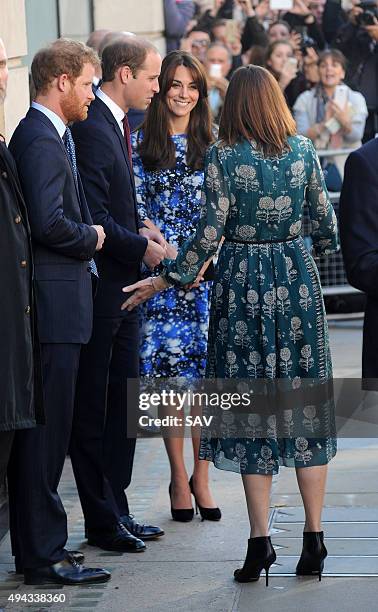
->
xmin=340 ymin=137 xmax=378 ymax=379
xmin=8 ymin=39 xmax=110 ymax=586
xmin=70 ymin=36 xmax=165 ymax=551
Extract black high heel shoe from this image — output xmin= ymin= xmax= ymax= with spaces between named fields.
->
xmin=296 ymin=531 xmax=327 ymax=581
xmin=168 ymin=483 xmax=194 ymax=522
xmin=189 ymin=476 xmax=221 ymax=521
xmin=234 ymin=536 xmax=276 ymax=586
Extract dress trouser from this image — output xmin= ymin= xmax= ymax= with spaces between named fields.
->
xmin=70 ymin=312 xmax=139 ymax=530
xmin=0 ymin=431 xmax=15 ymax=482
xmin=7 ymin=343 xmax=81 ymax=569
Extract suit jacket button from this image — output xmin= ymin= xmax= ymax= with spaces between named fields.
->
xmin=21 ymin=259 xmax=27 ymax=268
xmin=25 ymin=305 xmax=31 ymax=314
xmin=1 ymin=171 xmax=7 ymax=179
xmin=15 ymin=215 xmax=22 ymax=224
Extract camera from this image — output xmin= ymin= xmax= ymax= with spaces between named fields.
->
xmin=356 ymin=1 xmax=378 ymax=26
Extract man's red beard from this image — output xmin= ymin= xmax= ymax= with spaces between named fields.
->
xmin=62 ymin=87 xmax=88 ymax=123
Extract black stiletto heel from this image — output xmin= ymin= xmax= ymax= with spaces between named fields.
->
xmin=296 ymin=531 xmax=327 ymax=581
xmin=234 ymin=536 xmax=276 ymax=585
xmin=189 ymin=476 xmax=221 ymax=521
xmin=168 ymin=483 xmax=194 ymax=522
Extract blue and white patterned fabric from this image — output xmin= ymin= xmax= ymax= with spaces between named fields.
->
xmin=132 ymin=131 xmax=210 ymax=378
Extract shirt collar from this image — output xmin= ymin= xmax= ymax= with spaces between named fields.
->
xmin=96 ymin=88 xmax=125 ymax=135
xmin=31 ymin=101 xmax=67 ymax=139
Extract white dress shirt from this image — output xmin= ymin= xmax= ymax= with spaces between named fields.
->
xmin=96 ymin=88 xmax=125 ymax=136
xmin=31 ymin=101 xmax=67 ymax=139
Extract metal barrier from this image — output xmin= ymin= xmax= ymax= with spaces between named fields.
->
xmin=303 ymin=148 xmax=365 ymax=318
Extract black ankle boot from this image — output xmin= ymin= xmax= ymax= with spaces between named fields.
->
xmin=296 ymin=531 xmax=327 ymax=581
xmin=234 ymin=536 xmax=276 ymax=586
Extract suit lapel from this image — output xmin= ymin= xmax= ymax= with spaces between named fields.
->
xmin=93 ymin=97 xmax=135 ymax=185
xmin=27 ymin=108 xmax=83 ymax=210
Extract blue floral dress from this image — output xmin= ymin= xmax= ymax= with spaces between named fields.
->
xmin=163 ymin=135 xmax=338 ymax=474
xmin=132 ymin=132 xmax=210 ymax=378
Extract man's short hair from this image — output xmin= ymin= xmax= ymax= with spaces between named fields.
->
xmin=31 ymin=38 xmax=100 ymax=96
xmin=101 ymin=37 xmax=158 ymax=82
xmin=207 ymin=42 xmax=232 ymax=62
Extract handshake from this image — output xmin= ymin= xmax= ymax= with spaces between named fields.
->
xmin=90 ymin=225 xmax=177 ymax=268
xmin=139 ymin=227 xmax=177 ymax=269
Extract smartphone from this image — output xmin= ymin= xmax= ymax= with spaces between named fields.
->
xmin=209 ymin=63 xmax=222 ymax=78
xmin=284 ymin=57 xmax=298 ymax=72
xmin=269 ymin=0 xmax=294 ymax=10
xmin=333 ymin=85 xmax=348 ymax=109
xmin=224 ymin=19 xmax=240 ymax=46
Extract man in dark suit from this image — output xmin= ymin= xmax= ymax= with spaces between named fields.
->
xmin=8 ymin=39 xmax=110 ymax=586
xmin=70 ymin=37 xmax=165 ymax=551
xmin=0 ymin=35 xmax=42 ymax=485
xmin=340 ymin=138 xmax=378 ymax=378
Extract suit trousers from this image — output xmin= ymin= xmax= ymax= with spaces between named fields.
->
xmin=8 ymin=343 xmax=81 ymax=569
xmin=70 ymin=312 xmax=139 ymax=530
xmin=0 ymin=431 xmax=15 ymax=483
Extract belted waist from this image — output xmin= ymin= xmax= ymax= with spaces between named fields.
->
xmin=224 ymin=236 xmax=298 ymax=245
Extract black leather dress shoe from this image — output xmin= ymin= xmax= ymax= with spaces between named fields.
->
xmin=121 ymin=514 xmax=164 ymax=540
xmin=87 ymin=522 xmax=146 ymax=552
xmin=15 ymin=550 xmax=84 ymax=574
xmin=24 ymin=558 xmax=111 ymax=585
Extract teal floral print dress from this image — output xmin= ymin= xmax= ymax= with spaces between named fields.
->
xmin=163 ymin=135 xmax=338 ymax=474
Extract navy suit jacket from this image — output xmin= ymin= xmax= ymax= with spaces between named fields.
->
xmin=340 ymin=138 xmax=378 ymax=376
xmin=9 ymin=108 xmax=98 ymax=344
xmin=71 ymin=96 xmax=148 ymax=317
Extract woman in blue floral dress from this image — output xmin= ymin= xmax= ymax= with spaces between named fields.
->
xmin=132 ymin=51 xmax=221 ymax=522
xmin=124 ymin=66 xmax=338 ymax=584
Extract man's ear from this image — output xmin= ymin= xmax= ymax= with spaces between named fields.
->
xmin=57 ymin=73 xmax=69 ymax=92
xmin=119 ymin=65 xmax=132 ymax=84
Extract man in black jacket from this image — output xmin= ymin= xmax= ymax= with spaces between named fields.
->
xmin=340 ymin=138 xmax=378 ymax=378
xmin=0 ymin=36 xmax=42 ymax=484
xmin=70 ymin=37 xmax=165 ymax=553
xmin=8 ymin=39 xmax=110 ymax=586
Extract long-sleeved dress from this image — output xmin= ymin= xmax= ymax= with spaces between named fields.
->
xmin=163 ymin=134 xmax=338 ymax=474
xmin=132 ymin=132 xmax=210 ymax=378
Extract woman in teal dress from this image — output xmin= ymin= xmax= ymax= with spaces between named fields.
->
xmin=122 ymin=66 xmax=338 ymax=585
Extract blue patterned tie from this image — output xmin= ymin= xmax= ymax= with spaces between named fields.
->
xmin=63 ymin=127 xmax=98 ymax=277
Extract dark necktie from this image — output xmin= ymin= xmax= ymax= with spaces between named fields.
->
xmin=122 ymin=114 xmax=133 ymax=166
xmin=63 ymin=127 xmax=98 ymax=277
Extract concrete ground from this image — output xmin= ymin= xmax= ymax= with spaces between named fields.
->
xmin=1 ymin=320 xmax=378 ymax=612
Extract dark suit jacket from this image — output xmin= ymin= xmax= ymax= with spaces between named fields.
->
xmin=340 ymin=138 xmax=378 ymax=377
xmin=71 ymin=96 xmax=148 ymax=317
xmin=0 ymin=140 xmax=43 ymax=429
xmin=9 ymin=108 xmax=98 ymax=344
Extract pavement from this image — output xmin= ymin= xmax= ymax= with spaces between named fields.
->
xmin=1 ymin=320 xmax=378 ymax=612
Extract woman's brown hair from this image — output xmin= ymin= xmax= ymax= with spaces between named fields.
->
xmin=218 ymin=65 xmax=296 ymax=157
xmin=137 ymin=50 xmax=213 ymax=171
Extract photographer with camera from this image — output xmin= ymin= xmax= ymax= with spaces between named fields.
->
xmin=283 ymin=0 xmax=326 ymax=49
xmin=335 ymin=0 xmax=378 ymax=140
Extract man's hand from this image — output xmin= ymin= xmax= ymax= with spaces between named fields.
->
xmin=365 ymin=23 xmax=378 ymax=42
xmin=143 ymin=240 xmax=166 ymax=270
xmin=208 ymin=76 xmax=229 ymax=98
xmin=139 ymin=226 xmax=166 ymax=248
xmin=92 ymin=225 xmax=106 ymax=251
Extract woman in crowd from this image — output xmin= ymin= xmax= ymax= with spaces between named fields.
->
xmin=124 ymin=65 xmax=338 ymax=586
xmin=132 ymin=50 xmax=221 ymax=523
xmin=265 ymin=40 xmax=307 ymax=108
xmin=294 ymin=49 xmax=367 ymax=189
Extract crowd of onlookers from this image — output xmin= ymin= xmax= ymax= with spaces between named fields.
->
xmin=164 ymin=0 xmax=378 ymax=188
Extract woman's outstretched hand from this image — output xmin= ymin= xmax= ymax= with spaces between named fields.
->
xmin=121 ymin=275 xmax=169 ymax=311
